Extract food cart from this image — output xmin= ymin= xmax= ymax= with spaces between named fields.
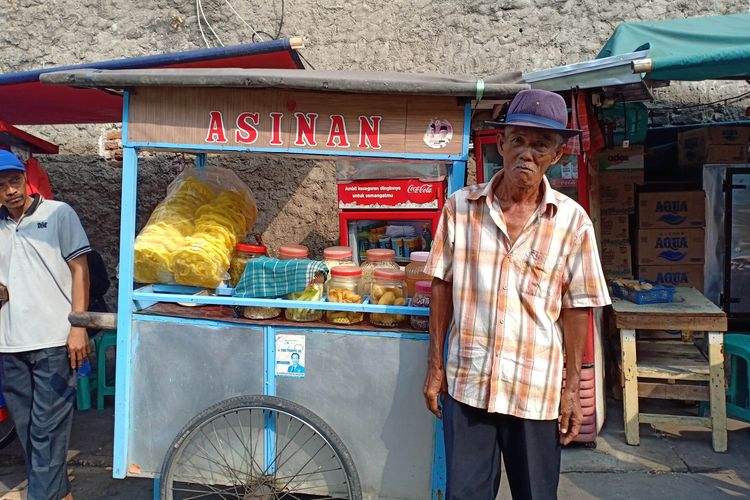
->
xmin=43 ymin=67 xmax=526 ymax=499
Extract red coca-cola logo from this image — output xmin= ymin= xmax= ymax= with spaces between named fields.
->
xmin=406 ymin=180 xmax=436 ymax=204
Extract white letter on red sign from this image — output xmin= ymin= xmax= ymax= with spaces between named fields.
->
xmin=326 ymin=115 xmax=350 ymax=148
xmin=294 ymin=112 xmax=318 ymax=147
xmin=358 ymin=116 xmax=382 ymax=149
xmin=235 ymin=112 xmax=259 ymax=144
xmin=206 ymin=111 xmax=227 ymax=143
xmin=270 ymin=112 xmax=284 ymax=145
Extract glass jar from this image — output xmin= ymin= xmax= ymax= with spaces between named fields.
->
xmin=409 ymin=280 xmax=431 ymax=330
xmin=369 ymin=268 xmax=407 ymax=327
xmin=325 ymin=266 xmax=364 ymax=325
xmin=279 ymin=243 xmax=323 ymax=322
xmin=322 ymin=246 xmax=355 ymax=278
xmin=359 ymin=248 xmax=399 ymax=296
xmin=229 ymin=243 xmax=279 ymax=320
xmin=229 ymin=243 xmax=267 ymax=287
xmin=278 ymin=243 xmax=309 ymax=260
xmin=404 ymin=251 xmax=431 ymax=298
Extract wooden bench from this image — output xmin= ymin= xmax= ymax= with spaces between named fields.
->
xmin=611 ymin=287 xmax=728 ymax=452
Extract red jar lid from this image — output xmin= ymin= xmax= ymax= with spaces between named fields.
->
xmin=366 ymin=248 xmax=396 ymax=260
xmin=415 ymin=280 xmax=432 ymax=293
xmin=331 ymin=265 xmax=362 ymax=277
xmin=409 ymin=251 xmax=429 ymax=263
xmin=278 ymin=243 xmax=309 ymax=259
xmin=236 ymin=243 xmax=267 ymax=254
xmin=323 ymin=246 xmax=353 ymax=259
xmin=374 ymin=268 xmax=406 ymax=280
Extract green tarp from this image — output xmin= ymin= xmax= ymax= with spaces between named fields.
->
xmin=597 ymin=13 xmax=750 ymax=81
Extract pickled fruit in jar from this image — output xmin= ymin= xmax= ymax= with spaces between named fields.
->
xmin=325 ymin=287 xmax=364 ymax=325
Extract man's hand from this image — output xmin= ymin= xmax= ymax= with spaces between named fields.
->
xmin=67 ymin=326 xmax=90 ymax=370
xmin=423 ymin=363 xmax=448 ymax=419
xmin=559 ymin=387 xmax=583 ymax=445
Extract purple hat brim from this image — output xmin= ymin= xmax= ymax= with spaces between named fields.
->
xmin=485 ymin=119 xmax=581 ymax=139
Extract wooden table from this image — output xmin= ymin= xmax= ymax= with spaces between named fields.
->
xmin=611 ymin=287 xmax=728 ymax=452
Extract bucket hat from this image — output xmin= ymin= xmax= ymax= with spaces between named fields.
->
xmin=486 ymin=89 xmax=580 ymax=138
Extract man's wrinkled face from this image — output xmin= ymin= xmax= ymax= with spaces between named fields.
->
xmin=0 ymin=170 xmax=27 ymax=210
xmin=497 ymin=126 xmax=565 ymax=190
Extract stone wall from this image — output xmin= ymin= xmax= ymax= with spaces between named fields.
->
xmin=1 ymin=0 xmax=748 ymax=307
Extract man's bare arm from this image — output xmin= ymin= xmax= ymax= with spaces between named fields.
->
xmin=423 ymin=277 xmax=453 ymax=418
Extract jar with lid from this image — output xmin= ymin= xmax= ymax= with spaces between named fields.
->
xmin=231 ymin=244 xmax=281 ymax=320
xmin=322 ymin=246 xmax=355 ymax=278
xmin=278 ymin=243 xmax=309 ymax=260
xmin=325 ymin=266 xmax=364 ymax=325
xmin=404 ymin=251 xmax=431 ymax=298
xmin=229 ymin=243 xmax=267 ymax=287
xmin=409 ymin=280 xmax=431 ymax=330
xmin=279 ymin=243 xmax=323 ymax=322
xmin=369 ymin=268 xmax=407 ymax=327
xmin=359 ymin=248 xmax=400 ymax=296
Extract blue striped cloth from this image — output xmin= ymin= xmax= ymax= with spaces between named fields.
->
xmin=234 ymin=256 xmax=329 ymax=298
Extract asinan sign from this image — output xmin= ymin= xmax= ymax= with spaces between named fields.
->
xmin=126 ymin=87 xmax=466 ymax=156
xmin=205 ymin=111 xmax=384 ymax=149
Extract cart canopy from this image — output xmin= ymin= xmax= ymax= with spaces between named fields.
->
xmin=0 ymin=39 xmax=303 ymax=125
xmin=40 ymin=67 xmax=526 ymax=99
xmin=597 ymin=13 xmax=750 ymax=81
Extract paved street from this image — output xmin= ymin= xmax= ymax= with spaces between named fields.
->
xmin=1 ymin=400 xmax=749 ymax=499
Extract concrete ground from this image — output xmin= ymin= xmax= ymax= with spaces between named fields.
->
xmin=1 ymin=399 xmax=748 ymax=499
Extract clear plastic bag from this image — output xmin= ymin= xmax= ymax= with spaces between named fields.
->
xmin=134 ymin=165 xmax=257 ymax=288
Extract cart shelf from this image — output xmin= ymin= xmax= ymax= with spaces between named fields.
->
xmin=133 ymin=283 xmax=431 ymax=316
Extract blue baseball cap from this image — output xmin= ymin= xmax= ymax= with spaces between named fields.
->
xmin=0 ymin=150 xmax=25 ymax=173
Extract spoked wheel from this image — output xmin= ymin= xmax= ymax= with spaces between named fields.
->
xmin=0 ymin=408 xmax=15 ymax=449
xmin=160 ymin=395 xmax=361 ymax=500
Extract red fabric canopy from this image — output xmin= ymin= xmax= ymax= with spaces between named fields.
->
xmin=0 ymin=41 xmax=303 ymax=125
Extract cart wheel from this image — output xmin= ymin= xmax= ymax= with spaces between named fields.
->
xmin=160 ymin=395 xmax=361 ymax=500
xmin=0 ymin=413 xmax=15 ymax=449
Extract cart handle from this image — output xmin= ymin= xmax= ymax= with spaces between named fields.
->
xmin=69 ymin=311 xmax=118 ymax=330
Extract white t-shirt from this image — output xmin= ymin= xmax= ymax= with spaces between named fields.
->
xmin=0 ymin=195 xmax=91 ymax=352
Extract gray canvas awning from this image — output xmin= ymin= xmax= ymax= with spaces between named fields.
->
xmin=40 ymin=68 xmax=528 ymax=98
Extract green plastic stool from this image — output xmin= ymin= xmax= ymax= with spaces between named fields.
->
xmin=700 ymin=334 xmax=750 ymax=422
xmin=95 ymin=331 xmax=117 ymax=410
xmin=724 ymin=334 xmax=750 ymax=423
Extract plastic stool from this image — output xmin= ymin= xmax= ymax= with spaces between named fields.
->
xmin=725 ymin=334 xmax=750 ymax=422
xmin=76 ymin=359 xmax=94 ymax=411
xmin=700 ymin=334 xmax=750 ymax=421
xmin=95 ymin=331 xmax=117 ymax=410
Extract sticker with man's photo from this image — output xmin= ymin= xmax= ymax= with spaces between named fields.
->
xmin=276 ymin=333 xmax=306 ymax=378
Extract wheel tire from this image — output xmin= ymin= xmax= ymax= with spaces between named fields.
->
xmin=160 ymin=394 xmax=362 ymax=500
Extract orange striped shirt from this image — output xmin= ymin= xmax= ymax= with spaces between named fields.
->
xmin=424 ymin=172 xmax=610 ymax=420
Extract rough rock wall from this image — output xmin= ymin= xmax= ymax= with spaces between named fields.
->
xmin=1 ymin=0 xmax=748 ymax=308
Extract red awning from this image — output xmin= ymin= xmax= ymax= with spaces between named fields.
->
xmin=0 ymin=40 xmax=303 ymax=126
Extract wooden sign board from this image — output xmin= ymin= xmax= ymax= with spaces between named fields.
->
xmin=126 ymin=87 xmax=466 ymax=157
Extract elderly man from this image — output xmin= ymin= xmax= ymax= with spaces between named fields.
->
xmin=0 ymin=149 xmax=91 ymax=500
xmin=423 ymin=89 xmax=610 ymax=500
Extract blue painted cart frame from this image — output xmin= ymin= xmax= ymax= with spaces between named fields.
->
xmin=113 ymin=89 xmax=471 ymax=499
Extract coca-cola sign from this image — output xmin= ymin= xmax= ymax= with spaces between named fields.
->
xmin=338 ymin=179 xmax=444 ymax=210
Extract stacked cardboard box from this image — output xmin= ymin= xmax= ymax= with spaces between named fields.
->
xmin=598 ymin=146 xmax=644 ymax=278
xmin=678 ymin=126 xmax=750 ymax=168
xmin=636 ymin=190 xmax=705 ymax=292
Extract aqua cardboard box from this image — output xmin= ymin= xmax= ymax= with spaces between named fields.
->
xmin=636 ymin=228 xmax=704 ymax=266
xmin=638 ymin=191 xmax=705 ymax=229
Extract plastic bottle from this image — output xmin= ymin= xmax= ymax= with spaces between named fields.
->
xmin=421 ymin=223 xmax=432 ymax=251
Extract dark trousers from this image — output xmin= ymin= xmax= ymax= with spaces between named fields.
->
xmin=443 ymin=394 xmax=561 ymax=500
xmin=1 ymin=347 xmax=76 ymax=500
